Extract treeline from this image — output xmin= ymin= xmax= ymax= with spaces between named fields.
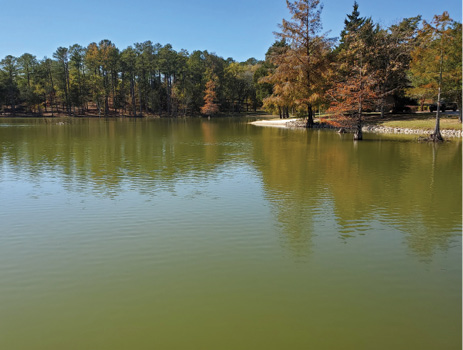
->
xmin=0 ymin=0 xmax=461 ymax=133
xmin=0 ymin=42 xmax=262 ymax=117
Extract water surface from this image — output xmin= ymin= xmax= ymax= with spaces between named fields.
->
xmin=0 ymin=118 xmax=461 ymax=349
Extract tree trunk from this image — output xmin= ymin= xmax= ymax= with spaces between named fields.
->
xmin=11 ymin=99 xmax=16 ymax=116
xmin=79 ymin=66 xmax=84 ymax=115
xmin=97 ymin=100 xmax=101 ymax=118
xmin=105 ymin=95 xmax=109 ymax=117
xmin=47 ymin=60 xmax=55 ymax=117
xmin=380 ymin=84 xmax=386 ymax=118
xmin=354 ymin=114 xmax=363 ymax=140
xmin=131 ymin=76 xmax=136 ymax=117
xmin=431 ymin=48 xmax=444 ymax=142
xmin=456 ymin=100 xmax=462 ymax=123
xmin=306 ymin=104 xmax=313 ymax=128
xmin=66 ymin=64 xmax=71 ymax=114
xmin=112 ymin=73 xmax=117 ymax=113
xmin=8 ymin=85 xmax=16 ymax=116
xmin=420 ymin=98 xmax=425 ymax=112
xmin=430 ymin=109 xmax=443 ymax=142
xmin=167 ymin=76 xmax=172 ymax=116
xmin=138 ymin=79 xmax=142 ymax=116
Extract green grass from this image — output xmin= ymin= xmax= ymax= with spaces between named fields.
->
xmin=379 ymin=118 xmax=462 ymax=130
xmin=362 ymin=112 xmax=462 ymax=131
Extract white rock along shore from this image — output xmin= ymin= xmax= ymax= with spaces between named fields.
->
xmin=250 ymin=118 xmax=462 ymax=138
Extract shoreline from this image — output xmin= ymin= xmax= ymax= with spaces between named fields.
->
xmin=250 ymin=118 xmax=462 ymax=138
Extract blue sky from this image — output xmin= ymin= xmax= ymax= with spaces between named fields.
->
xmin=0 ymin=0 xmax=461 ymax=62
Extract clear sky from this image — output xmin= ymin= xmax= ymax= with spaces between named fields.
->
xmin=0 ymin=0 xmax=461 ymax=62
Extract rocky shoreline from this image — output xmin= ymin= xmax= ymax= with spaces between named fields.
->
xmin=284 ymin=120 xmax=462 ymax=138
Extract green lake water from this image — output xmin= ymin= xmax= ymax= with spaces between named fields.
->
xmin=0 ymin=117 xmax=461 ymax=349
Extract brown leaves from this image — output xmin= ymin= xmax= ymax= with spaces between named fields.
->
xmin=263 ymin=0 xmax=331 ymax=117
xmin=200 ymin=79 xmax=219 ymax=115
xmin=326 ymin=25 xmax=379 ymax=128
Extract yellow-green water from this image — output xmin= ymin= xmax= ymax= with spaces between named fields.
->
xmin=0 ymin=117 xmax=461 ymax=349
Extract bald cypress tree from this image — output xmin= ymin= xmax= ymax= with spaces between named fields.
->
xmin=327 ymin=21 xmax=379 ymax=140
xmin=273 ymin=0 xmax=331 ymax=127
xmin=201 ymin=78 xmax=219 ymax=116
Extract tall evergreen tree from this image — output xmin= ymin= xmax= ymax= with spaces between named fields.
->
xmin=69 ymin=44 xmax=88 ymax=114
xmin=53 ymin=47 xmax=71 ymax=114
xmin=17 ymin=53 xmax=39 ymax=113
xmin=337 ymin=1 xmax=371 ymax=51
xmin=0 ymin=55 xmax=19 ymax=115
xmin=42 ymin=58 xmax=57 ymax=116
xmin=184 ymin=50 xmax=208 ymax=114
xmin=120 ymin=47 xmax=137 ymax=116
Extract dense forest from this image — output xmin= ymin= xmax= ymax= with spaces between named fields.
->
xmin=0 ymin=1 xmax=461 ymax=133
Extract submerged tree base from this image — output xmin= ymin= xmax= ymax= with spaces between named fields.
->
xmin=306 ymin=118 xmax=314 ymax=128
xmin=429 ymin=132 xmax=444 ymax=142
xmin=417 ymin=134 xmax=445 ymax=142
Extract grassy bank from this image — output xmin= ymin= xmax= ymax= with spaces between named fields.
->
xmin=362 ymin=112 xmax=462 ymax=130
xmin=311 ymin=112 xmax=461 ymax=131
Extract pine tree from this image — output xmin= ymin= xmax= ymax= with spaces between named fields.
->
xmin=17 ymin=53 xmax=39 ymax=113
xmin=69 ymin=45 xmax=88 ymax=115
xmin=337 ymin=1 xmax=371 ymax=51
xmin=0 ymin=56 xmax=19 ymax=115
xmin=53 ymin=47 xmax=71 ymax=114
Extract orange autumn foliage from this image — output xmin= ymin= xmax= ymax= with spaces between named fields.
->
xmin=201 ymin=79 xmax=219 ymax=115
xmin=325 ymin=23 xmax=379 ymax=138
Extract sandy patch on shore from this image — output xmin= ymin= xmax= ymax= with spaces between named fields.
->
xmin=250 ymin=118 xmax=298 ymax=128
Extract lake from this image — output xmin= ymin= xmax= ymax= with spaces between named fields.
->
xmin=0 ymin=117 xmax=461 ymax=349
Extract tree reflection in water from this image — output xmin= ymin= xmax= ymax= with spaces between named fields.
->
xmin=0 ymin=118 xmax=461 ymax=259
